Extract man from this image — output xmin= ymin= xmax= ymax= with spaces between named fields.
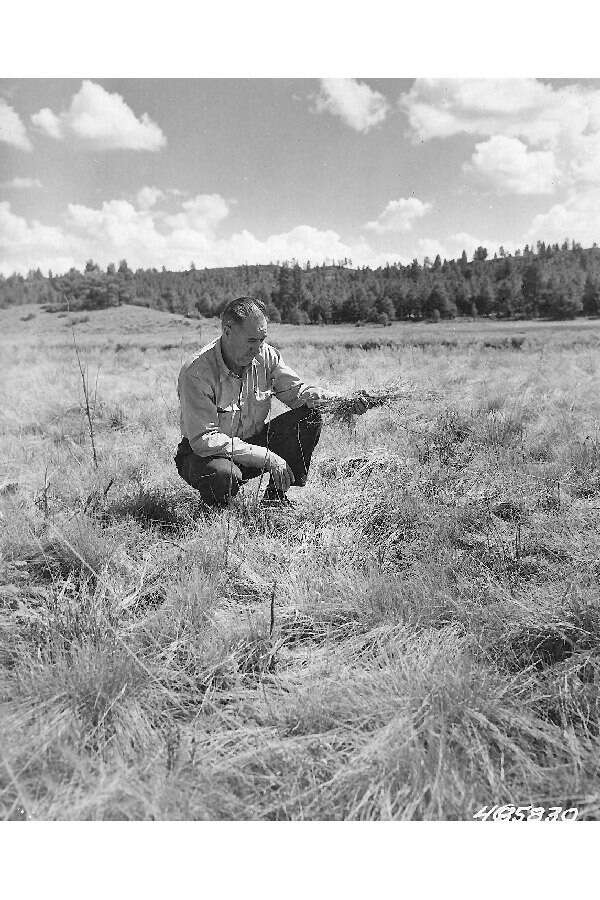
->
xmin=175 ymin=296 xmax=367 ymax=506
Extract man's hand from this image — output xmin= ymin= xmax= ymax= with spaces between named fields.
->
xmin=351 ymin=395 xmax=368 ymax=415
xmin=301 ymin=387 xmax=339 ymax=408
xmin=266 ymin=452 xmax=295 ymax=493
xmin=303 ymin=387 xmax=368 ymax=414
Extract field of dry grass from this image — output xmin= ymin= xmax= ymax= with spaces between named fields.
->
xmin=2 ymin=303 xmax=600 ymax=820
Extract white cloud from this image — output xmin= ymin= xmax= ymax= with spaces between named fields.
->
xmin=0 ymin=192 xmax=396 ymax=275
xmin=0 ymin=201 xmax=78 ymax=273
xmin=2 ymin=185 xmax=530 ymax=276
xmin=136 ymin=185 xmax=164 ymax=210
xmin=400 ymin=78 xmax=600 ymax=195
xmin=63 ymin=195 xmax=358 ymax=270
xmin=226 ymin=225 xmax=356 ymax=267
xmin=399 ymin=79 xmax=594 ymax=146
xmin=449 ymin=232 xmax=496 ymax=258
xmin=0 ymin=99 xmax=32 ymax=151
xmin=365 ymin=197 xmax=431 ymax=234
xmin=163 ymin=194 xmax=230 ymax=232
xmin=0 ymin=188 xmax=535 ymax=277
xmin=413 ymin=231 xmax=516 ymax=264
xmin=568 ymin=132 xmax=600 ymax=184
xmin=31 ymin=80 xmax=166 ymax=151
xmin=414 ymin=237 xmax=449 ymax=263
xmin=30 ymin=107 xmax=62 ymax=140
xmin=0 ymin=176 xmax=42 ymax=189
xmin=314 ymin=78 xmax=389 ymax=133
xmin=526 ymin=189 xmax=600 ymax=246
xmin=465 ymin=135 xmax=559 ymax=194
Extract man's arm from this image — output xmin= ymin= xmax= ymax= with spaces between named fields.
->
xmin=269 ymin=347 xmax=368 ymax=415
xmin=179 ymin=369 xmax=270 ymax=468
xmin=269 ymin=347 xmax=335 ymax=408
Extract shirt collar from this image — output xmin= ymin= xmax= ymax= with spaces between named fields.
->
xmin=214 ymin=337 xmax=235 ymax=381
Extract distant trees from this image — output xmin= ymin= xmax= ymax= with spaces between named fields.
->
xmin=4 ymin=238 xmax=600 ymax=324
xmin=473 ymin=276 xmax=495 ymax=316
xmin=540 ymin=273 xmax=583 ymax=319
xmin=583 ymin=275 xmax=600 ymax=316
xmin=424 ymin=281 xmax=455 ymax=319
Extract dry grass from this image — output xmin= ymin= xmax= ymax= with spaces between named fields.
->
xmin=317 ymin=384 xmax=442 ymax=425
xmin=2 ymin=305 xmax=600 ymax=820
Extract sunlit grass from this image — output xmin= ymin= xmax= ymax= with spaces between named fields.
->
xmin=2 ymin=305 xmax=600 ymax=819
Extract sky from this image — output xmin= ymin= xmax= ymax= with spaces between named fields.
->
xmin=2 ymin=77 xmax=600 ymax=275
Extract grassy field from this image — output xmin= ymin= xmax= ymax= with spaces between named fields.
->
xmin=2 ymin=303 xmax=600 ymax=820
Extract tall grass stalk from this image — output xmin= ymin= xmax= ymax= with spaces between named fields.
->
xmin=71 ymin=321 xmax=99 ymax=469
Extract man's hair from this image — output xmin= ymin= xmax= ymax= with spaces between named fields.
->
xmin=221 ymin=296 xmax=267 ymax=328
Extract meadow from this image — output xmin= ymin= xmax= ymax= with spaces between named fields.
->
xmin=2 ymin=302 xmax=600 ymax=820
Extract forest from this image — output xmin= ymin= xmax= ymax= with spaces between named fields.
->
xmin=2 ymin=239 xmax=600 ymax=323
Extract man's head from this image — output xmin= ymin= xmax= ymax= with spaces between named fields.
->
xmin=220 ymin=297 xmax=268 ymax=374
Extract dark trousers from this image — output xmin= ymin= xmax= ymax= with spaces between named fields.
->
xmin=174 ymin=406 xmax=322 ymax=505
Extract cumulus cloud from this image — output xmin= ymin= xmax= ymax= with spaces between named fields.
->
xmin=314 ymin=78 xmax=389 ymax=133
xmin=3 ymin=185 xmax=525 ymax=276
xmin=365 ymin=197 xmax=431 ymax=234
xmin=0 ymin=201 xmax=78 ymax=273
xmin=0 ymin=191 xmax=392 ymax=275
xmin=30 ymin=107 xmax=62 ymax=140
xmin=163 ymin=194 xmax=230 ymax=232
xmin=31 ymin=80 xmax=166 ymax=151
xmin=568 ymin=132 xmax=600 ymax=184
xmin=400 ymin=78 xmax=600 ymax=195
xmin=227 ymin=225 xmax=357 ymax=267
xmin=399 ymin=79 xmax=595 ymax=146
xmin=0 ymin=186 xmax=534 ymax=277
xmin=465 ymin=136 xmax=559 ymax=194
xmin=526 ymin=189 xmax=600 ymax=247
xmin=1 ymin=176 xmax=42 ymax=189
xmin=413 ymin=232 xmax=515 ymax=265
xmin=136 ymin=185 xmax=164 ymax=210
xmin=0 ymin=99 xmax=32 ymax=151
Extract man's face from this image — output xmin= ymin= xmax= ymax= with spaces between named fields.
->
xmin=223 ymin=314 xmax=268 ymax=370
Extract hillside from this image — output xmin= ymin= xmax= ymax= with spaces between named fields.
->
xmin=3 ymin=240 xmax=600 ymax=325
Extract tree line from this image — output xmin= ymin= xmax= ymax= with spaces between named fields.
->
xmin=2 ymin=240 xmax=600 ymax=323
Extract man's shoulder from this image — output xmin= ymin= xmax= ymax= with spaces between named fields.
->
xmin=179 ymin=339 xmax=220 ymax=382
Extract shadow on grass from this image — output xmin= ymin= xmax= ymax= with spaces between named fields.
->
xmin=103 ymin=485 xmax=206 ymax=530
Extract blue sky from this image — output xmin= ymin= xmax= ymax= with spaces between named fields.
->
xmin=2 ymin=77 xmax=600 ymax=275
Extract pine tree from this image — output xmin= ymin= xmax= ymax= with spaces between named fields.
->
xmin=474 ymin=276 xmax=495 ymax=315
xmin=583 ymin=274 xmax=600 ymax=316
xmin=522 ymin=261 xmax=541 ymax=316
xmin=424 ymin=281 xmax=451 ymax=319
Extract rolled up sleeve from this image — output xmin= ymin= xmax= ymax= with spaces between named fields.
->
xmin=178 ymin=370 xmax=269 ymax=468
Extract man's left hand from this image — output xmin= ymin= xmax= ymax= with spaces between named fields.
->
xmin=302 ymin=387 xmax=338 ymax=407
xmin=351 ymin=396 xmax=368 ymax=415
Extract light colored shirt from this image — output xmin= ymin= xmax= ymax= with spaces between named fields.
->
xmin=178 ymin=338 xmax=324 ymax=467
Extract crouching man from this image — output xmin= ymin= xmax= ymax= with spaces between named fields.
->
xmin=175 ymin=296 xmax=366 ymax=506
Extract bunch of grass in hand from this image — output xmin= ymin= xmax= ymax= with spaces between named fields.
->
xmin=318 ymin=383 xmax=442 ymax=424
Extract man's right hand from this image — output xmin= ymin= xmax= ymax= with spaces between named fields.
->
xmin=266 ymin=452 xmax=295 ymax=493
